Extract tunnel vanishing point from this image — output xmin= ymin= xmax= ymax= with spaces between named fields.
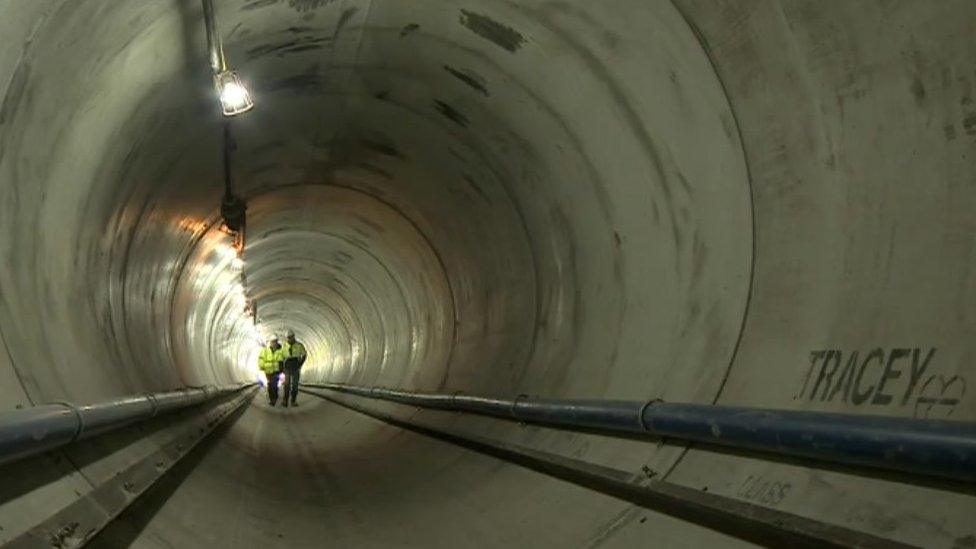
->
xmin=1 ymin=1 xmax=975 ymax=547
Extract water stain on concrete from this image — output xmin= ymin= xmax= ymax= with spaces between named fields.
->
xmin=361 ymin=138 xmax=403 ymax=159
xmin=266 ymin=73 xmax=322 ymax=92
xmin=334 ymin=7 xmax=358 ymax=37
xmin=963 ymin=112 xmax=976 ymax=135
xmin=944 ymin=124 xmax=957 ymax=141
xmin=911 ymin=77 xmax=926 ymax=106
xmin=0 ymin=61 xmax=29 ymax=126
xmin=242 ymin=0 xmax=279 ymax=11
xmin=400 ymin=23 xmax=420 ymax=38
xmin=459 ymin=10 xmax=525 ymax=53
xmin=953 ymin=533 xmax=976 ymax=549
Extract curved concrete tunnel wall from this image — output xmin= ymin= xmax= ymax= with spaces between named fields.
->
xmin=0 ymin=0 xmax=974 ymax=547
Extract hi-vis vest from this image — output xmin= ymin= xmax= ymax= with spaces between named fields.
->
xmin=258 ymin=346 xmax=284 ymax=373
xmin=282 ymin=341 xmax=307 ymax=368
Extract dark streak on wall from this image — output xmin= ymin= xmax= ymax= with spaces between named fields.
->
xmin=288 ymin=0 xmax=337 ymax=14
xmin=246 ymin=36 xmax=331 ymax=59
xmin=334 ymin=7 xmax=358 ymax=37
xmin=443 ymin=66 xmax=490 ymax=97
xmin=356 ymin=163 xmax=393 ymax=180
xmin=963 ymin=112 xmax=976 ymax=136
xmin=434 ymin=100 xmax=470 ymax=128
xmin=459 ymin=10 xmax=526 ymax=53
xmin=400 ymin=23 xmax=420 ymax=38
xmin=242 ymin=0 xmax=279 ymax=11
xmin=361 ymin=138 xmax=403 ymax=159
xmin=0 ymin=61 xmax=29 ymax=126
xmin=266 ymin=73 xmax=323 ymax=92
xmin=463 ymin=175 xmax=491 ymax=204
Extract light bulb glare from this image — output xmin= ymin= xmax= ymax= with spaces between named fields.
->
xmin=215 ymin=70 xmax=254 ymax=116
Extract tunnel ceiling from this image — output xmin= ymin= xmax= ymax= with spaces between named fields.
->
xmin=0 ymin=0 xmax=752 ymax=404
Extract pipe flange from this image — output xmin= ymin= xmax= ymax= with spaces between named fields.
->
xmin=638 ymin=398 xmax=665 ymax=432
xmin=144 ymin=393 xmax=160 ymax=418
xmin=511 ymin=393 xmax=529 ymax=420
xmin=52 ymin=401 xmax=85 ymax=442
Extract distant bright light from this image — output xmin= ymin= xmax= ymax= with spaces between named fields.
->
xmin=216 ymin=243 xmax=237 ymax=260
xmin=231 ymin=257 xmax=244 ymax=270
xmin=246 ymin=323 xmax=264 ymax=342
xmin=215 ymin=70 xmax=254 ymax=116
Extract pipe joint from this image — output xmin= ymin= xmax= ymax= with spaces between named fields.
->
xmin=637 ymin=398 xmax=665 ymax=432
xmin=511 ymin=393 xmax=529 ymax=420
xmin=52 ymin=401 xmax=85 ymax=442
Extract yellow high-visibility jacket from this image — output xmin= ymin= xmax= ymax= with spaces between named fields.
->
xmin=282 ymin=341 xmax=307 ymax=368
xmin=258 ymin=346 xmax=284 ymax=373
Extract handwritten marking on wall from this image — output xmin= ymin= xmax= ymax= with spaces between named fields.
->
xmin=914 ymin=374 xmax=966 ymax=419
xmin=794 ymin=348 xmax=966 ymax=418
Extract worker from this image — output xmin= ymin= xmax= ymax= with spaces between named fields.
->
xmin=281 ymin=330 xmax=307 ymax=407
xmin=258 ymin=335 xmax=284 ymax=406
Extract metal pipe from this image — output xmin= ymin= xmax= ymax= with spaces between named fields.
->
xmin=201 ymin=0 xmax=225 ymax=73
xmin=0 ymin=383 xmax=252 ymax=466
xmin=223 ymin=122 xmax=233 ymax=199
xmin=303 ymin=387 xmax=913 ymax=549
xmin=6 ymin=387 xmax=258 ymax=548
xmin=639 ymin=403 xmax=976 ymax=482
xmin=307 ymin=383 xmax=976 ymax=483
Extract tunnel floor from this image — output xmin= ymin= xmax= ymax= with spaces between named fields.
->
xmin=90 ymin=395 xmax=750 ymax=548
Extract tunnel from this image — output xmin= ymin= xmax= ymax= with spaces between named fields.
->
xmin=1 ymin=0 xmax=974 ymax=547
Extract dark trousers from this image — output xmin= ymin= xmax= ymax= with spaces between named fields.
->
xmin=265 ymin=371 xmax=281 ymax=405
xmin=283 ymin=365 xmax=301 ymax=404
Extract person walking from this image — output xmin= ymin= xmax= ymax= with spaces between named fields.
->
xmin=281 ymin=330 xmax=307 ymax=407
xmin=258 ymin=335 xmax=285 ymax=406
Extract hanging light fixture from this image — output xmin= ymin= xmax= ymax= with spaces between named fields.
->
xmin=215 ymin=70 xmax=253 ymax=116
xmin=202 ymin=0 xmax=253 ymax=117
xmin=201 ymin=0 xmax=255 ymax=326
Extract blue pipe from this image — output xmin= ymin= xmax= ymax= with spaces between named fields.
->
xmin=307 ymin=383 xmax=976 ymax=483
xmin=0 ymin=383 xmax=254 ymax=466
xmin=641 ymin=403 xmax=976 ymax=481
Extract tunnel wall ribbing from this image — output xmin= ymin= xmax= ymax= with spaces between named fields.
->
xmin=0 ymin=0 xmax=973 ymax=546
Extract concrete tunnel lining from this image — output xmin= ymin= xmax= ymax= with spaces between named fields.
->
xmin=0 ymin=0 xmax=974 ymax=547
